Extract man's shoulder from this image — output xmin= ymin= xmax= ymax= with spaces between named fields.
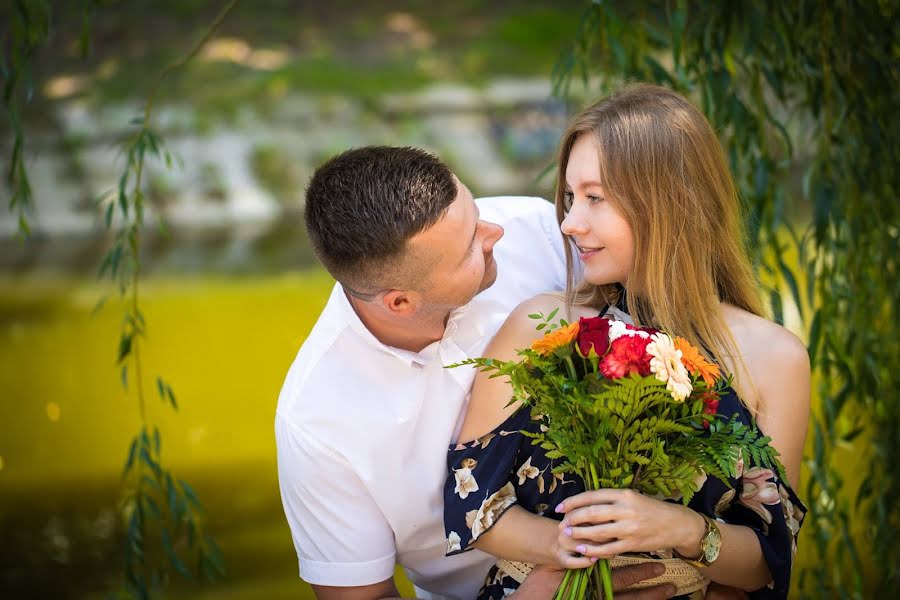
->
xmin=275 ymin=288 xmax=363 ymax=418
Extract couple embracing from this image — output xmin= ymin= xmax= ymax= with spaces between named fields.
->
xmin=275 ymin=84 xmax=809 ymax=600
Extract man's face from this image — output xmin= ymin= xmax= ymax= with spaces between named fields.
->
xmin=407 ymin=177 xmax=504 ymax=311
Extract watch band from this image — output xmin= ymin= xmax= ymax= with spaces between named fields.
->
xmin=674 ymin=514 xmax=721 ymax=568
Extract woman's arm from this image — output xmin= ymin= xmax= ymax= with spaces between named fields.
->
xmin=748 ymin=326 xmax=811 ymax=489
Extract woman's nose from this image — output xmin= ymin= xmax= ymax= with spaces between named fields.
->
xmin=560 ymin=209 xmax=586 ymax=237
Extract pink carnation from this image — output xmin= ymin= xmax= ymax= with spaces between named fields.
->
xmin=600 ymin=335 xmax=652 ymax=379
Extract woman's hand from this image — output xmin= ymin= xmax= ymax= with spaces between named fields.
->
xmin=555 ymin=489 xmax=707 ymax=560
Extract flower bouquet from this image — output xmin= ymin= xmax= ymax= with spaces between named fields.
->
xmin=454 ymin=310 xmax=786 ymax=599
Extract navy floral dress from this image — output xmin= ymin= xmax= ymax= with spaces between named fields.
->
xmin=443 ymin=315 xmax=806 ymax=599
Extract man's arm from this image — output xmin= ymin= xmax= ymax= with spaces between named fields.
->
xmin=276 ymin=416 xmax=398 ymax=592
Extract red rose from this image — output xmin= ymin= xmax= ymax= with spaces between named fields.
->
xmin=599 ymin=335 xmax=652 ymax=379
xmin=701 ymin=391 xmax=720 ymax=429
xmin=576 ymin=317 xmax=612 ymax=358
xmin=703 ymin=401 xmax=719 ymax=415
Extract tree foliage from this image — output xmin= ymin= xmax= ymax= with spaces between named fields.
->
xmin=554 ymin=1 xmax=898 ymax=597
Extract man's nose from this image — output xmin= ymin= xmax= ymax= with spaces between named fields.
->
xmin=482 ymin=221 xmax=504 ymax=252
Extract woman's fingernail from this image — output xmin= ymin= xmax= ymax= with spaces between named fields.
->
xmin=563 ymin=527 xmax=572 ymax=536
xmin=576 ymin=545 xmax=587 ymax=554
xmin=560 ymin=518 xmax=568 ymax=527
xmin=555 ymin=503 xmax=564 ymax=512
xmin=590 ymin=556 xmax=598 ymax=563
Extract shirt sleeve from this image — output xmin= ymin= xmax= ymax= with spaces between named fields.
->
xmin=275 ymin=414 xmax=396 ymax=586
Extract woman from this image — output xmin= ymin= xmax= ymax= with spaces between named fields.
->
xmin=443 ymin=84 xmax=809 ymax=599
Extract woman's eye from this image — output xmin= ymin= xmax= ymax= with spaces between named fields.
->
xmin=588 ymin=195 xmax=604 ymax=205
xmin=563 ymin=191 xmax=574 ymax=210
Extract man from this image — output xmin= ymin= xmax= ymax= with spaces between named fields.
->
xmin=275 ymin=146 xmax=674 ymax=599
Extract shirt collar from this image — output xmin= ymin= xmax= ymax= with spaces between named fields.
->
xmin=333 ymin=283 xmax=472 ymax=367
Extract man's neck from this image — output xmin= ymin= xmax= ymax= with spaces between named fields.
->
xmin=347 ymin=293 xmax=449 ymax=353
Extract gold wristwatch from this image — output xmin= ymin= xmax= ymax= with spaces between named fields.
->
xmin=674 ymin=514 xmax=722 ymax=568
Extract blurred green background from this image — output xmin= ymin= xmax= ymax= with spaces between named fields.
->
xmin=1 ymin=0 xmax=883 ymax=598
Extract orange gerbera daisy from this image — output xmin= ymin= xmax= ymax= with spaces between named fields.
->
xmin=531 ymin=322 xmax=580 ymax=356
xmin=674 ymin=336 xmax=721 ymax=386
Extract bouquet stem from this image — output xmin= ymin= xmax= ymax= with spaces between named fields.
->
xmin=552 ymin=560 xmax=614 ymax=599
xmin=598 ymin=558 xmax=614 ymax=600
xmin=553 ymin=569 xmax=574 ymax=599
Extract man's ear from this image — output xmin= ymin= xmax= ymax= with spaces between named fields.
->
xmin=381 ymin=289 xmax=420 ymax=316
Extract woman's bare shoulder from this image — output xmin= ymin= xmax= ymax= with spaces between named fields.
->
xmin=720 ymin=303 xmax=810 ymax=407
xmin=720 ymin=304 xmax=808 ymax=362
xmin=498 ymin=293 xmax=597 ymax=350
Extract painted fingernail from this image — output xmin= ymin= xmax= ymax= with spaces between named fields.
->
xmin=576 ymin=544 xmax=587 ymax=554
xmin=560 ymin=518 xmax=569 ymax=527
xmin=555 ymin=502 xmax=564 ymax=512
xmin=590 ymin=556 xmax=598 ymax=563
xmin=563 ymin=527 xmax=572 ymax=536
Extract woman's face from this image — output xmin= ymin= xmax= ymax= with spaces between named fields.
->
xmin=560 ymin=134 xmax=634 ymax=287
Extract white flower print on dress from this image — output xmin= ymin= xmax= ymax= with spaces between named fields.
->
xmin=739 ymin=466 xmax=781 ymax=524
xmin=516 ymin=457 xmax=540 ymax=485
xmin=779 ymin=484 xmax=804 ymax=557
xmin=446 ymin=531 xmax=461 ymax=554
xmin=465 ymin=482 xmax=517 ymax=541
xmin=454 ymin=457 xmax=479 ymax=499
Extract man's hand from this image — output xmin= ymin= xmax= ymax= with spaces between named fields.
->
xmin=611 ymin=563 xmax=677 ymax=600
xmin=509 ymin=565 xmax=565 ymax=599
xmin=510 ymin=563 xmax=676 ymax=600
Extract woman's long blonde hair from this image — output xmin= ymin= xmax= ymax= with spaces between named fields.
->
xmin=556 ymin=83 xmax=764 ymax=374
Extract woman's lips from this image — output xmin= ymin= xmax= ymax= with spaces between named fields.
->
xmin=577 ymin=246 xmax=604 ymax=260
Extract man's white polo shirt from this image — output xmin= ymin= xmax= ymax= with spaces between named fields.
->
xmin=275 ymin=196 xmax=568 ymax=599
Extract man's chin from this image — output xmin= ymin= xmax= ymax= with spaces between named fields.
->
xmin=476 ymin=266 xmax=499 ymax=295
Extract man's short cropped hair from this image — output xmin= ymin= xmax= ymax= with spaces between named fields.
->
xmin=304 ymin=146 xmax=458 ymax=295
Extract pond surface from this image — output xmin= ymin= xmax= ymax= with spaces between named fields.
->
xmin=0 ymin=271 xmax=417 ymax=598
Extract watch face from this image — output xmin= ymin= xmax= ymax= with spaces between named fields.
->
xmin=704 ymin=530 xmax=722 ymax=562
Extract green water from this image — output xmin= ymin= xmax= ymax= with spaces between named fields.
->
xmin=0 ymin=271 xmax=868 ymax=598
xmin=0 ymin=271 xmax=415 ymax=599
